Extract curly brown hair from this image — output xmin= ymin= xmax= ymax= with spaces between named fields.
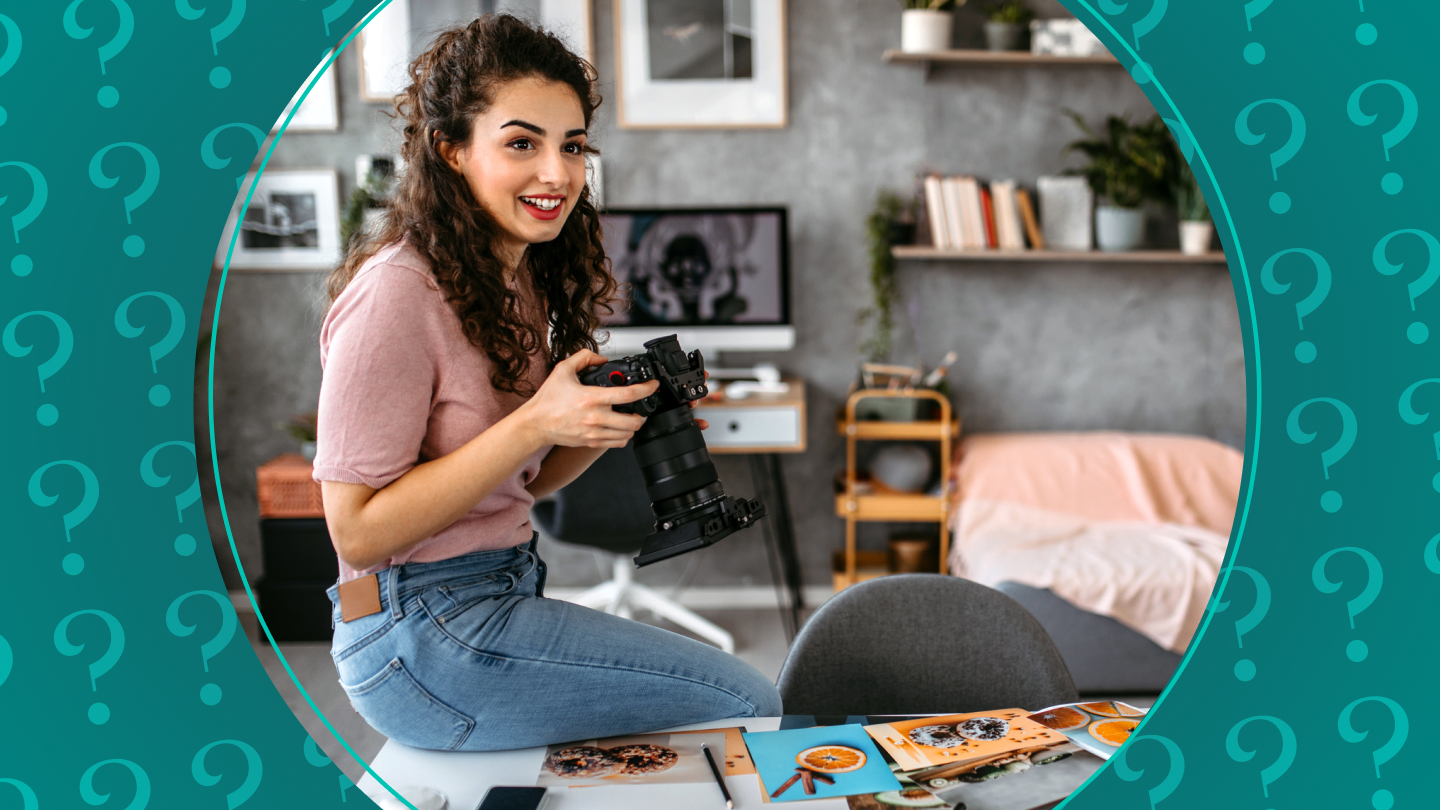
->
xmin=328 ymin=14 xmax=616 ymax=396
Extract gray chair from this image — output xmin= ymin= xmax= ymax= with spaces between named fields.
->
xmin=995 ymin=582 xmax=1181 ymax=694
xmin=776 ymin=574 xmax=1078 ymax=715
xmin=531 ymin=447 xmax=736 ymax=652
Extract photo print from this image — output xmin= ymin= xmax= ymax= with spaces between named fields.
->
xmin=537 ymin=731 xmax=728 ymax=788
xmin=646 ymin=0 xmax=753 ymax=81
xmin=222 ymin=169 xmax=341 ymax=270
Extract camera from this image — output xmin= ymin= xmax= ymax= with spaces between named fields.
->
xmin=578 ymin=335 xmax=767 ymax=566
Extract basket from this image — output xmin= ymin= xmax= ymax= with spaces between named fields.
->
xmin=257 ymin=454 xmax=325 ymax=518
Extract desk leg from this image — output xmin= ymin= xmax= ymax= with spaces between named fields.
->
xmin=750 ymin=457 xmax=794 ymax=642
xmin=751 ymin=453 xmax=803 ymax=639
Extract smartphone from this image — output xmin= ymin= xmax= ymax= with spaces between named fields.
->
xmin=475 ymin=786 xmax=548 ymax=810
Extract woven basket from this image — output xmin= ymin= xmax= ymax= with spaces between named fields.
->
xmin=257 ymin=454 xmax=324 ymax=518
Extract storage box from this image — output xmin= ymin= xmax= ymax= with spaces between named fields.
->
xmin=257 ymin=454 xmax=325 ymax=518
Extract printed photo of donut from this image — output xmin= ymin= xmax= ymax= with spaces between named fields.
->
xmin=536 ymin=731 xmax=728 ymax=788
xmin=863 ymin=709 xmax=1065 ymax=772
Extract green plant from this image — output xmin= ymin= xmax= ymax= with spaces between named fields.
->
xmin=898 ymin=0 xmax=963 ymax=9
xmin=277 ymin=412 xmax=317 ymax=443
xmin=985 ymin=0 xmax=1033 ymax=24
xmin=1062 ymin=110 xmax=1173 ymax=209
xmin=340 ymin=169 xmax=391 ymax=252
xmin=859 ymin=190 xmax=914 ymax=362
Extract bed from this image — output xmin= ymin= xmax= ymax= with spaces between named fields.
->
xmin=948 ymin=431 xmax=1243 ymax=694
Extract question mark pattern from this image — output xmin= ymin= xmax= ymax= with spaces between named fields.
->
xmin=1057 ymin=2 xmax=1438 ymax=809
xmin=3 ymin=1 xmax=376 ymax=807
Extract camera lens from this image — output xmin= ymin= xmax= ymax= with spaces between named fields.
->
xmin=631 ymin=406 xmax=726 ymax=524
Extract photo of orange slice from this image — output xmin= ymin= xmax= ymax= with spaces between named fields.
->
xmin=1090 ymin=719 xmax=1139 ymax=746
xmin=797 ymin=745 xmax=867 ymax=773
xmin=1029 ymin=706 xmax=1089 ymax=731
xmin=1079 ymin=701 xmax=1145 ymax=718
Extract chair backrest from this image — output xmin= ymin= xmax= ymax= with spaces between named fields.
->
xmin=777 ymin=574 xmax=1078 ymax=715
xmin=531 ymin=446 xmax=655 ymax=554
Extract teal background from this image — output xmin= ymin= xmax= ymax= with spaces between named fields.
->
xmin=0 ymin=0 xmax=1432 ymax=807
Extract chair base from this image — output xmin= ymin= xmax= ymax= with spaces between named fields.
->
xmin=566 ymin=555 xmax=736 ymax=654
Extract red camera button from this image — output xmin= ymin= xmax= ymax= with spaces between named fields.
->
xmin=608 ymin=371 xmax=627 ymax=385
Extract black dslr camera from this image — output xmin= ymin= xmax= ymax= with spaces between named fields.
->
xmin=578 ymin=335 xmax=767 ymax=566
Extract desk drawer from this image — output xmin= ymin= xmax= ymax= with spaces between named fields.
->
xmin=701 ymin=407 xmax=801 ymax=448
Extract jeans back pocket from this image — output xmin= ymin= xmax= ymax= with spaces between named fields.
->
xmin=341 ymin=657 xmax=474 ymax=750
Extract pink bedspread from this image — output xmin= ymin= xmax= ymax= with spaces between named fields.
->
xmin=949 ymin=432 xmax=1243 ymax=653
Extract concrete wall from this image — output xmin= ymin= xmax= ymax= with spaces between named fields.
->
xmin=202 ymin=0 xmax=1246 ymax=591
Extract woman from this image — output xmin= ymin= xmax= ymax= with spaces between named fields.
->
xmin=314 ymin=15 xmax=782 ymax=751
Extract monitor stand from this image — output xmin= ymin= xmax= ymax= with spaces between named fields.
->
xmin=701 ymin=356 xmax=788 ymax=399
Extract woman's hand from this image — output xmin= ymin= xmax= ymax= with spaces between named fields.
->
xmin=517 ymin=349 xmax=660 ymax=448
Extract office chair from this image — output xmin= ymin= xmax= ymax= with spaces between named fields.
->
xmin=776 ymin=574 xmax=1078 ymax=715
xmin=531 ymin=447 xmax=736 ymax=653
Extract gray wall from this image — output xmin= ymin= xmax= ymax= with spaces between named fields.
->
xmin=202 ymin=0 xmax=1246 ymax=591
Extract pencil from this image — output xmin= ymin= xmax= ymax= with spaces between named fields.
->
xmin=700 ymin=743 xmax=733 ymax=809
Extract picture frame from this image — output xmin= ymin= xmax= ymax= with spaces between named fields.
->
xmin=272 ymin=49 xmax=339 ymax=133
xmin=221 ymin=169 xmax=341 ymax=272
xmin=615 ymin=0 xmax=787 ymax=129
xmin=356 ymin=0 xmax=411 ymax=103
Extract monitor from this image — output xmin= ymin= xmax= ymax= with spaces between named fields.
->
xmin=596 ymin=207 xmax=793 ymax=356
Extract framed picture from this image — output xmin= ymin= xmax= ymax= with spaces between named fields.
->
xmin=541 ymin=0 xmax=594 ymax=64
xmin=272 ymin=49 xmax=338 ymax=133
xmin=222 ymin=169 xmax=341 ymax=271
xmin=615 ymin=0 xmax=787 ymax=129
xmin=356 ymin=0 xmax=411 ymax=103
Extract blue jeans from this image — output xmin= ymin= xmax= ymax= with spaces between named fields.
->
xmin=325 ymin=535 xmax=782 ymax=751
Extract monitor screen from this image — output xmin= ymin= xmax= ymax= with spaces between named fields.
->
xmin=599 ymin=207 xmax=790 ymax=328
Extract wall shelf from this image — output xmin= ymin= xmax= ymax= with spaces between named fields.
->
xmin=883 ymin=48 xmax=1119 ymax=68
xmin=893 ymin=246 xmax=1227 ymax=264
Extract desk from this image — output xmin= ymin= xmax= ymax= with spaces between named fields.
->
xmin=694 ymin=379 xmax=806 ymax=640
xmin=356 ymin=718 xmax=850 ymax=810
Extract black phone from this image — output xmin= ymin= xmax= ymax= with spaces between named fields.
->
xmin=475 ymin=786 xmax=548 ymax=810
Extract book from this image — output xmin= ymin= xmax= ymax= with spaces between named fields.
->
xmin=940 ymin=176 xmax=967 ymax=251
xmin=992 ymin=180 xmax=1025 ymax=250
xmin=1016 ymin=187 xmax=1045 ymax=249
xmin=959 ymin=177 xmax=986 ymax=249
xmin=923 ymin=174 xmax=949 ymax=249
xmin=980 ymin=184 xmax=998 ymax=249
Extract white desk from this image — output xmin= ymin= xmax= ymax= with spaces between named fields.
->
xmin=356 ymin=717 xmax=850 ymax=810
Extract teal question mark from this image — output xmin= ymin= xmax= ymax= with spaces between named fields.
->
xmin=0 ymin=161 xmax=49 ymax=277
xmin=62 ymin=0 xmax=133 ymax=109
xmin=1235 ymin=98 xmax=1306 ymax=214
xmin=1111 ymin=734 xmax=1184 ymax=809
xmin=29 ymin=460 xmax=99 ymax=576
xmin=1424 ymin=529 xmax=1440 ymax=575
xmin=193 ymin=740 xmax=263 ymax=810
xmin=1097 ymin=0 xmax=1167 ymax=84
xmin=319 ymin=0 xmax=355 ymax=37
xmin=53 ymin=609 xmax=125 ymax=726
xmin=303 ymin=736 xmax=356 ymax=802
xmin=1162 ymin=117 xmax=1194 ymax=161
xmin=0 ymin=633 xmax=11 ymax=688
xmin=201 ymin=123 xmax=266 ymax=189
xmin=1261 ymin=248 xmax=1331 ymax=363
xmin=176 ymin=0 xmax=247 ymax=89
xmin=141 ymin=441 xmax=201 ymax=523
xmin=1372 ymin=228 xmax=1440 ymax=344
xmin=3 ymin=310 xmax=73 ymax=426
xmin=1339 ymin=696 xmax=1407 ymax=810
xmin=1225 ymin=716 xmax=1297 ymax=798
xmin=1286 ymin=397 xmax=1357 ymax=512
xmin=1242 ymin=0 xmax=1273 ymax=64
xmin=1357 ymin=0 xmax=1377 ymax=45
xmin=1209 ymin=565 xmax=1270 ymax=681
xmin=80 ymin=760 xmax=150 ymax=810
xmin=1313 ymin=546 xmax=1383 ymax=662
xmin=1397 ymin=378 xmax=1440 ymax=491
xmin=0 ymin=14 xmax=22 ymax=126
xmin=0 ymin=780 xmax=38 ymax=810
xmin=1348 ymin=80 xmax=1418 ymax=195
xmin=166 ymin=590 xmax=237 ymax=706
xmin=88 ymin=141 xmax=158 ymax=258
xmin=114 ymin=291 xmax=185 ymax=407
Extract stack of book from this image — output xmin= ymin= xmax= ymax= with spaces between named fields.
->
xmin=921 ymin=174 xmax=1045 ymax=252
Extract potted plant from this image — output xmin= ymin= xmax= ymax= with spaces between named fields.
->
xmin=1172 ymin=160 xmax=1213 ymax=255
xmin=983 ymin=1 xmax=1034 ymax=52
xmin=860 ymin=189 xmax=916 ymax=361
xmin=899 ymin=0 xmax=963 ymax=53
xmin=277 ymin=412 xmax=319 ymax=461
xmin=1063 ymin=111 xmax=1172 ymax=252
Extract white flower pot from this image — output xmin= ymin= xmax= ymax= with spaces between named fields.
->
xmin=901 ymin=9 xmax=953 ymax=53
xmin=1096 ymin=205 xmax=1146 ymax=252
xmin=1180 ymin=220 xmax=1214 ymax=256
xmin=301 ymin=441 xmax=317 ymax=462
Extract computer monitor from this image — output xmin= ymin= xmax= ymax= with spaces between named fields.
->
xmin=596 ymin=207 xmax=793 ymax=356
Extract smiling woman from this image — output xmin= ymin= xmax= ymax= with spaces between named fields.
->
xmin=309 ymin=14 xmax=781 ymax=754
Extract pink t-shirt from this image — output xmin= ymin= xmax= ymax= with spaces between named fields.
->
xmin=313 ymin=239 xmax=552 ymax=583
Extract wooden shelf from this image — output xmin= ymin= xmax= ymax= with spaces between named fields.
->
xmin=836 ymin=417 xmax=960 ymax=440
xmin=883 ymin=48 xmax=1119 ymax=67
xmin=893 ymin=246 xmax=1227 ymax=264
xmin=836 ymin=492 xmax=949 ymax=522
